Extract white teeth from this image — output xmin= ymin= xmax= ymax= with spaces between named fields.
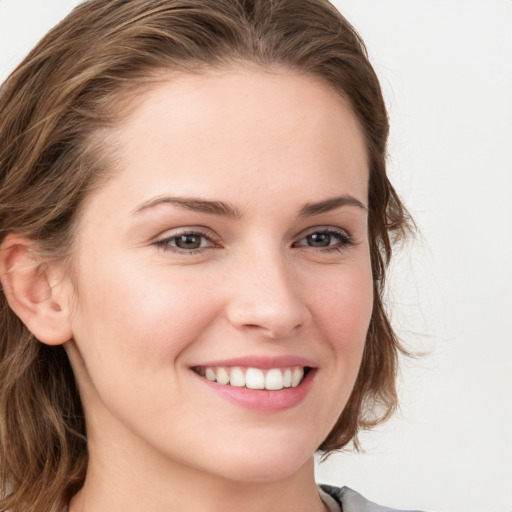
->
xmin=216 ymin=367 xmax=230 ymax=385
xmin=265 ymin=368 xmax=284 ymax=390
xmin=245 ymin=368 xmax=265 ymax=389
xmin=230 ymin=367 xmax=245 ymax=387
xmin=205 ymin=368 xmax=216 ymax=382
xmin=283 ymin=369 xmax=292 ymax=388
xmin=199 ymin=365 xmax=307 ymax=390
xmin=291 ymin=367 xmax=304 ymax=387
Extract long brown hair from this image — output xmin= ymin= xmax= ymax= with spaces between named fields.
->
xmin=0 ymin=1 xmax=411 ymax=510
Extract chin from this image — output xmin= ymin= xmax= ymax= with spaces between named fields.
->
xmin=214 ymin=455 xmax=313 ymax=484
xmin=194 ymin=430 xmax=318 ymax=484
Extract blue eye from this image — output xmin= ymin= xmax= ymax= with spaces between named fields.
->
xmin=155 ymin=231 xmax=214 ymax=253
xmin=295 ymin=229 xmax=352 ymax=251
xmin=173 ymin=234 xmax=205 ymax=250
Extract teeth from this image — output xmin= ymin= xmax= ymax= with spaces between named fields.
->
xmin=198 ymin=366 xmax=307 ymax=390
xmin=245 ymin=368 xmax=265 ymax=389
xmin=205 ymin=368 xmax=216 ymax=382
xmin=265 ymin=368 xmax=284 ymax=390
xmin=216 ymin=367 xmax=230 ymax=385
xmin=230 ymin=367 xmax=245 ymax=387
xmin=291 ymin=367 xmax=304 ymax=387
xmin=283 ymin=368 xmax=292 ymax=388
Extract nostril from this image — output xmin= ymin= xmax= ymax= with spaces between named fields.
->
xmin=225 ymin=282 xmax=311 ymax=338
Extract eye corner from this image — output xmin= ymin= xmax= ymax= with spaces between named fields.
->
xmin=292 ymin=227 xmax=354 ymax=252
xmin=153 ymin=227 xmax=220 ymax=255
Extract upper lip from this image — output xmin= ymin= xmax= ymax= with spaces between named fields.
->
xmin=192 ymin=355 xmax=317 ymax=369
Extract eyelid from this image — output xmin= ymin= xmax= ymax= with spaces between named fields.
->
xmin=154 ymin=225 xmax=212 ymax=239
xmin=153 ymin=226 xmax=220 ymax=253
xmin=151 ymin=225 xmax=354 ymax=255
xmin=296 ymin=225 xmax=351 ymax=239
xmin=292 ymin=226 xmax=353 ymax=249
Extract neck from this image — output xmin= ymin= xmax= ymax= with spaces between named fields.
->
xmin=69 ymin=430 xmax=326 ymax=512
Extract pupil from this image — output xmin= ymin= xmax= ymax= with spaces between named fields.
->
xmin=307 ymin=233 xmax=330 ymax=247
xmin=176 ymin=235 xmax=201 ymax=249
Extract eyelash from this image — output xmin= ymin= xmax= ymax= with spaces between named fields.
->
xmin=293 ymin=228 xmax=353 ymax=253
xmin=154 ymin=229 xmax=215 ymax=255
xmin=154 ymin=227 xmax=353 ymax=255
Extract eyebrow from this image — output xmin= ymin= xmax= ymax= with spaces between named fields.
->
xmin=298 ymin=195 xmax=367 ymax=217
xmin=133 ymin=197 xmax=242 ymax=218
xmin=133 ymin=194 xmax=367 ymax=218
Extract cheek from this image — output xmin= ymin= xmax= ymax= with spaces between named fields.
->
xmin=308 ymin=258 xmax=373 ymax=395
xmin=69 ymin=258 xmax=221 ymax=381
xmin=312 ymin=261 xmax=373 ymax=342
xmin=67 ymin=262 xmax=227 ymax=431
xmin=296 ymin=259 xmax=373 ymax=445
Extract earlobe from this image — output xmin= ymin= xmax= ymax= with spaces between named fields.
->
xmin=0 ymin=235 xmax=73 ymax=345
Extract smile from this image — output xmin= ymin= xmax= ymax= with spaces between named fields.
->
xmin=193 ymin=366 xmax=307 ymax=391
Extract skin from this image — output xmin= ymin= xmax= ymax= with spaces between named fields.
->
xmin=56 ymin=67 xmax=373 ymax=512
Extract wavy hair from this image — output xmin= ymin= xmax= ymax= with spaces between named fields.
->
xmin=0 ymin=1 xmax=411 ymax=510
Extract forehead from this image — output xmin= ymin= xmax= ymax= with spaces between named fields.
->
xmin=83 ymin=67 xmax=369 ymax=220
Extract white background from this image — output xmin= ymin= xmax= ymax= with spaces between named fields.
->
xmin=1 ymin=1 xmax=511 ymax=511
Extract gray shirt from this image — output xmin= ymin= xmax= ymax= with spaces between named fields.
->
xmin=319 ymin=485 xmax=427 ymax=512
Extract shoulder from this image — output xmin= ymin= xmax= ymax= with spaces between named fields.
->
xmin=319 ymin=484 xmax=429 ymax=512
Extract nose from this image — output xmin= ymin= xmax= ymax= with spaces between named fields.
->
xmin=225 ymin=249 xmax=311 ymax=339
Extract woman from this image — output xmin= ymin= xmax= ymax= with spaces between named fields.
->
xmin=0 ymin=1 xmax=414 ymax=511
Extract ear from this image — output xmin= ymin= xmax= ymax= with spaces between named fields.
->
xmin=0 ymin=235 xmax=73 ymax=345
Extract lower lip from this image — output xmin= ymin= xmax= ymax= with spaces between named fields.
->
xmin=193 ymin=369 xmax=316 ymax=412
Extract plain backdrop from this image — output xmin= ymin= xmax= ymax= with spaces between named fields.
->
xmin=1 ymin=1 xmax=511 ymax=511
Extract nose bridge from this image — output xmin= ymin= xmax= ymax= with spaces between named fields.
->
xmin=226 ymin=243 xmax=310 ymax=338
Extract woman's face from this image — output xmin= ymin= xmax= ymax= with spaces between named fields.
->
xmin=63 ymin=68 xmax=373 ymax=483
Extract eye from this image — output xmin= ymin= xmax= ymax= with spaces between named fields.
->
xmin=154 ymin=230 xmax=216 ymax=253
xmin=294 ymin=228 xmax=353 ymax=251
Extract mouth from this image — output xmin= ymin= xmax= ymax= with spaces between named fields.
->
xmin=192 ymin=365 xmax=311 ymax=391
xmin=190 ymin=356 xmax=317 ymax=411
